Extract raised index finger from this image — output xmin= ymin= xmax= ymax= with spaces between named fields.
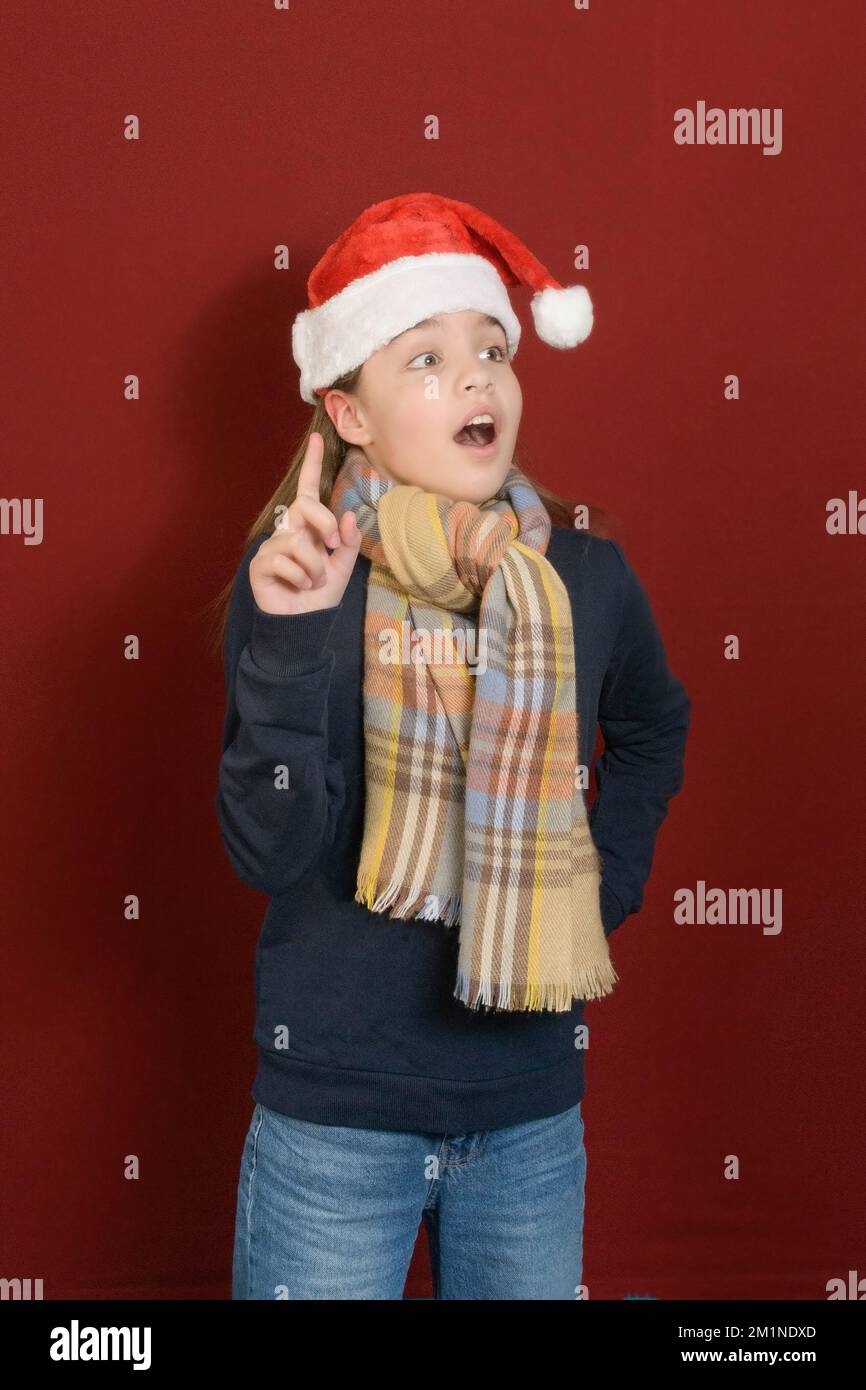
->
xmin=296 ymin=430 xmax=324 ymax=502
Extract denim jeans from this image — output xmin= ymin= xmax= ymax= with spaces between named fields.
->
xmin=231 ymin=1099 xmax=585 ymax=1299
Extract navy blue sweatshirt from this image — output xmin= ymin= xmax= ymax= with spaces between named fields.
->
xmin=216 ymin=522 xmax=691 ymax=1134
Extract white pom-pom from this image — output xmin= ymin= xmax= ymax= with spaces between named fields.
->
xmin=530 ymin=284 xmax=593 ymax=348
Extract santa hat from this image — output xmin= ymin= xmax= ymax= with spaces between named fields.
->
xmin=291 ymin=191 xmax=593 ymax=405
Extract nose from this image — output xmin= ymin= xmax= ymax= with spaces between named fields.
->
xmin=455 ymin=350 xmax=494 ymax=394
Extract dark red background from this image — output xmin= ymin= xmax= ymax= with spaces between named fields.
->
xmin=2 ymin=0 xmax=864 ymax=1299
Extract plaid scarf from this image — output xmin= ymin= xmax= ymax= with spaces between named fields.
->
xmin=329 ymin=444 xmax=618 ymax=1013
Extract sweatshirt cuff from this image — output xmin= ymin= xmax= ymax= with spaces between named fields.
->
xmin=600 ymin=879 xmax=628 ymax=937
xmin=250 ymin=602 xmax=342 ymax=677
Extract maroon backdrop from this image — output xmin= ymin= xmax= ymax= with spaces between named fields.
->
xmin=2 ymin=0 xmax=864 ymax=1300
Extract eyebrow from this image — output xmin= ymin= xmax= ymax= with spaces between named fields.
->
xmin=390 ymin=313 xmax=505 ymax=343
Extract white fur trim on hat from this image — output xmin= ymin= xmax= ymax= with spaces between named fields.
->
xmin=292 ymin=252 xmax=523 ymax=404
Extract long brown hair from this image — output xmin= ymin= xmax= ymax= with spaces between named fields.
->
xmin=204 ymin=362 xmax=618 ymax=658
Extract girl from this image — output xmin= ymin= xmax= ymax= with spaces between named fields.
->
xmin=212 ymin=193 xmax=691 ymax=1300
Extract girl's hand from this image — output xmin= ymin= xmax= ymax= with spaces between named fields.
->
xmin=249 ymin=432 xmax=363 ymax=616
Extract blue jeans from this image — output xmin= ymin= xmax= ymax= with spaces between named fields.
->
xmin=231 ymin=1100 xmax=585 ymax=1299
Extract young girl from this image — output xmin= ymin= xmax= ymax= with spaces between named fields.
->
xmin=213 ymin=193 xmax=691 ymax=1300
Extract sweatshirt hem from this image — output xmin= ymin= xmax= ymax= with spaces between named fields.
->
xmin=253 ymin=1048 xmax=585 ymax=1135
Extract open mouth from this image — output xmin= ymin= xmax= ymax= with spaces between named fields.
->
xmin=453 ymin=415 xmax=498 ymax=450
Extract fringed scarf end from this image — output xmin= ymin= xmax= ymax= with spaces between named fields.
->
xmin=455 ymin=956 xmax=620 ymax=1014
xmin=356 ymin=874 xmax=462 ymax=926
xmin=575 ymin=955 xmax=620 ymax=1001
xmin=416 ymin=892 xmax=462 ymax=926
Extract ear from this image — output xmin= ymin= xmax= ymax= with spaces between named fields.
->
xmin=324 ymin=389 xmax=373 ymax=446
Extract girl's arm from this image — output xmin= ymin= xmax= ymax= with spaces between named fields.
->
xmin=215 ymin=533 xmax=347 ymax=896
xmin=591 ymin=540 xmax=692 ymax=936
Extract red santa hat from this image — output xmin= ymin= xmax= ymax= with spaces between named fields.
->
xmin=291 ymin=191 xmax=593 ymax=405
